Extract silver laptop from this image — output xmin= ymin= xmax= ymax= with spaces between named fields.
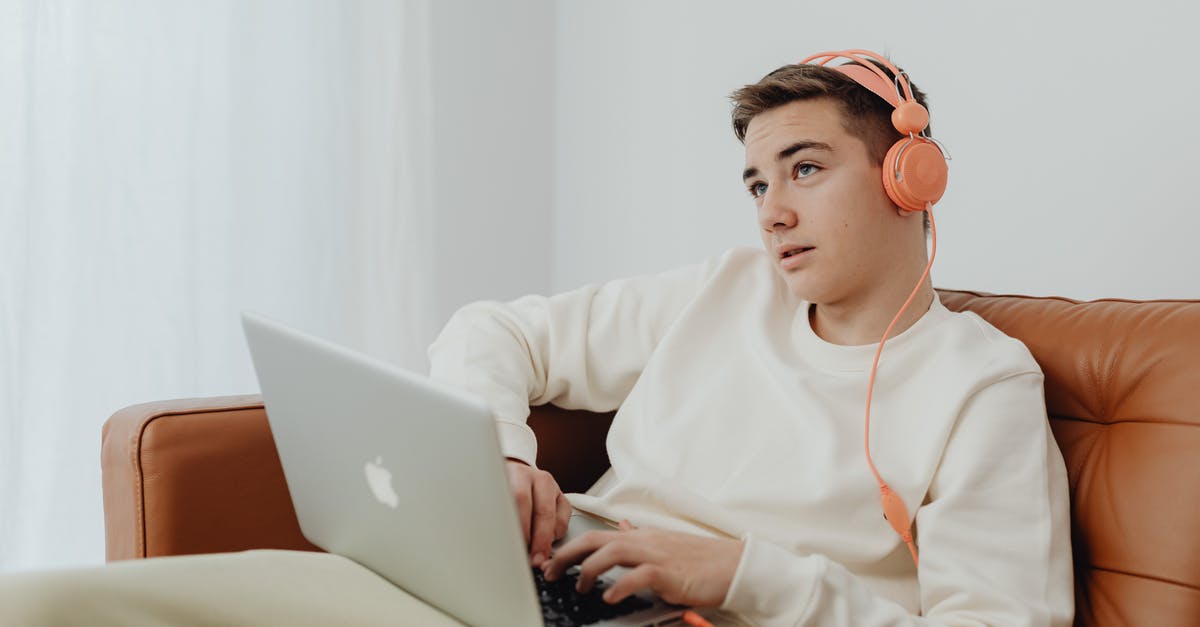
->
xmin=241 ymin=311 xmax=694 ymax=627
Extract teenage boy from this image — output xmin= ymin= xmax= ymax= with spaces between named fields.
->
xmin=436 ymin=50 xmax=1073 ymax=625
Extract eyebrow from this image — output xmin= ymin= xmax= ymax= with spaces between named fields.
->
xmin=742 ymin=141 xmax=834 ymax=181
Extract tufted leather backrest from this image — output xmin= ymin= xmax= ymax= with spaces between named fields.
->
xmin=936 ymin=289 xmax=1200 ymax=627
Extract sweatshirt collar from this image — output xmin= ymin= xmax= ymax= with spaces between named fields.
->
xmin=792 ymin=292 xmax=950 ymax=372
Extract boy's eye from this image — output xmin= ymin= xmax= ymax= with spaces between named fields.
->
xmin=795 ymin=163 xmax=819 ymax=178
xmin=748 ymin=182 xmax=768 ymax=198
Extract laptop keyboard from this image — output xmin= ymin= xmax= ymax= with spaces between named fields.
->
xmin=533 ymin=567 xmax=654 ymax=626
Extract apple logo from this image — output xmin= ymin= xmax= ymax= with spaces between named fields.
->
xmin=364 ymin=456 xmax=399 ymax=509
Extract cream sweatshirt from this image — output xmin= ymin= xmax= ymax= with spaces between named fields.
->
xmin=427 ymin=246 xmax=1074 ymax=626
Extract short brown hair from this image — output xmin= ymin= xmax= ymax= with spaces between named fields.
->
xmin=730 ymin=59 xmax=931 ymax=164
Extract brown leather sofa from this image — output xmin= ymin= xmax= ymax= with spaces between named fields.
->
xmin=101 ymin=289 xmax=1200 ymax=626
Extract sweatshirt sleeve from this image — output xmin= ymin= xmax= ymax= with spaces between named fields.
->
xmin=426 ymin=253 xmax=724 ymax=467
xmin=720 ymin=371 xmax=1075 ymax=626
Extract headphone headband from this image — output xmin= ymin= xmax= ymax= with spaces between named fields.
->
xmin=799 ymin=49 xmax=917 ymax=109
xmin=831 ymin=64 xmax=900 ymax=108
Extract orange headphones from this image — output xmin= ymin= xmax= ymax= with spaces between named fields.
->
xmin=800 ymin=49 xmax=948 ymax=212
xmin=798 ymin=49 xmax=949 ymax=568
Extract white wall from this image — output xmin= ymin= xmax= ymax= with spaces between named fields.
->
xmin=0 ymin=0 xmax=556 ymax=573
xmin=551 ymin=1 xmax=1199 ymax=300
xmin=430 ymin=0 xmax=555 ymax=344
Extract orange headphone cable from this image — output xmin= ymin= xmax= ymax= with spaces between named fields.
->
xmin=863 ymin=204 xmax=937 ymax=568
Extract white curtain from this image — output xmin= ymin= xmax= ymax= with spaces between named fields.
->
xmin=0 ymin=0 xmax=436 ymax=572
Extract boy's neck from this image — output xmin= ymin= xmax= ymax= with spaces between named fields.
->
xmin=809 ymin=282 xmax=935 ymax=347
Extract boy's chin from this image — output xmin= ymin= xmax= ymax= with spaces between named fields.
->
xmin=778 ymin=274 xmax=822 ymax=303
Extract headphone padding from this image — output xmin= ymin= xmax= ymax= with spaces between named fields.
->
xmin=882 ymin=140 xmax=948 ymax=212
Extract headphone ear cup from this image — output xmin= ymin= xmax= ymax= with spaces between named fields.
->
xmin=882 ymin=139 xmax=948 ymax=212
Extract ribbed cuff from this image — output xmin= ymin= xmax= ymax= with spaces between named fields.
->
xmin=720 ymin=533 xmax=822 ymax=625
xmin=495 ymin=419 xmax=539 ymax=468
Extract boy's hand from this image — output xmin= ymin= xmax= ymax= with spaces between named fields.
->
xmin=504 ymin=459 xmax=571 ymax=568
xmin=541 ymin=521 xmax=744 ymax=608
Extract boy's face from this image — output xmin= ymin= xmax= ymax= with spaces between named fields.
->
xmin=742 ymin=98 xmax=914 ymax=307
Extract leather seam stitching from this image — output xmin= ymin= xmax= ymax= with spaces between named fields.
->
xmin=936 ymin=288 xmax=1200 ymax=306
xmin=1050 ymin=415 xmax=1199 ymax=427
xmin=134 ymin=402 xmax=266 ymax=558
xmin=1090 ymin=565 xmax=1200 ymax=593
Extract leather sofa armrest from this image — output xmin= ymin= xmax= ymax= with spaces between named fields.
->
xmin=102 ymin=395 xmax=615 ymax=561
xmin=101 ymin=395 xmax=321 ymax=561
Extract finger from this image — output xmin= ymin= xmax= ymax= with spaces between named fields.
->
xmin=529 ymin=472 xmax=561 ymax=566
xmin=542 ymin=530 xmax=617 ymax=581
xmin=603 ymin=564 xmax=663 ymax=605
xmin=619 ymin=519 xmax=635 ymax=531
xmin=554 ymin=494 xmax=572 ymax=540
xmin=576 ymin=536 xmax=653 ymax=593
xmin=509 ymin=470 xmax=533 ymax=547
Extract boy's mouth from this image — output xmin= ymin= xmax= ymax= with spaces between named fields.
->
xmin=776 ymin=242 xmax=815 ymax=259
